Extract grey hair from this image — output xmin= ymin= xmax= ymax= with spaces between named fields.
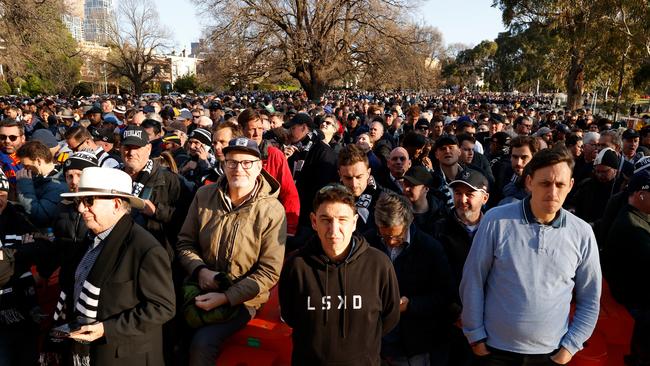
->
xmin=583 ymin=131 xmax=600 ymax=145
xmin=601 ymin=130 xmax=622 ymax=150
xmin=145 ymin=112 xmax=162 ymax=123
xmin=118 ymin=198 xmax=132 ymax=214
xmin=374 ymin=192 xmax=414 ymax=228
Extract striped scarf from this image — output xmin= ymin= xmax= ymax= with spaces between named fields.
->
xmin=52 ymin=215 xmax=133 ymax=366
xmin=132 ymin=159 xmax=154 ymax=197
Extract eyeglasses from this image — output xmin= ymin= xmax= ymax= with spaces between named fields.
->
xmin=70 ymin=138 xmax=88 ymax=152
xmin=0 ymin=134 xmax=20 ymax=142
xmin=74 ymin=196 xmax=115 ymax=207
xmin=224 ymin=159 xmax=260 ymax=170
xmin=321 ymin=120 xmax=336 ymax=127
xmin=380 ymin=228 xmax=406 ymax=242
xmin=391 ymin=156 xmax=407 ymax=162
xmin=192 ymin=115 xmax=200 ymax=119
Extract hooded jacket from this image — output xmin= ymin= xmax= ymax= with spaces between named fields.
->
xmin=279 ymin=234 xmax=400 ymax=366
xmin=176 ymin=169 xmax=286 ymax=309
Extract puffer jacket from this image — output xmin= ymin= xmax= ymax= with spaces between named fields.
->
xmin=176 ymin=169 xmax=287 ymax=309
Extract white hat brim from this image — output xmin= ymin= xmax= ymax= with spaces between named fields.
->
xmin=61 ymin=191 xmax=145 ymax=210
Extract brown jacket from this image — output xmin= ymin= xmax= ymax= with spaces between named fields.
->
xmin=176 ymin=170 xmax=286 ymax=309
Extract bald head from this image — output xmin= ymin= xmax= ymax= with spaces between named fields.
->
xmin=388 ymin=147 xmax=411 ymax=178
xmin=197 ymin=116 xmax=213 ymax=129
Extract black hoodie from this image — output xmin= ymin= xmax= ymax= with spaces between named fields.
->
xmin=279 ymin=234 xmax=400 ymax=366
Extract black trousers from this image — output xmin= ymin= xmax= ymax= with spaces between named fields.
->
xmin=479 ymin=346 xmax=563 ymax=366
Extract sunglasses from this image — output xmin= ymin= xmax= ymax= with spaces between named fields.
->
xmin=0 ymin=134 xmax=20 ymax=142
xmin=70 ymin=138 xmax=88 ymax=152
xmin=74 ymin=196 xmax=116 ymax=207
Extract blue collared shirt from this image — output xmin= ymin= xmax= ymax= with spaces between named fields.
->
xmin=460 ymin=198 xmax=602 ymax=355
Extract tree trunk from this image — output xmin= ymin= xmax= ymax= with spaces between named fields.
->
xmin=133 ymin=79 xmax=143 ymax=96
xmin=565 ymin=48 xmax=585 ymax=111
xmin=293 ymin=68 xmax=327 ymax=102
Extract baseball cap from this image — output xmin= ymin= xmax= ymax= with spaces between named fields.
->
xmin=634 ymin=156 xmax=650 ymax=174
xmin=622 ymin=128 xmax=640 ymax=140
xmin=90 ymin=127 xmax=115 ymax=144
xmin=433 ymin=135 xmax=458 ymax=150
xmin=491 ymin=132 xmax=512 ymax=146
xmin=535 ymin=127 xmax=552 ymax=137
xmin=162 ymin=132 xmax=181 ymax=144
xmin=85 ymin=106 xmax=102 ymax=115
xmin=164 ymin=121 xmax=187 ymax=134
xmin=222 ymin=137 xmax=261 ymax=158
xmin=403 ymin=166 xmax=434 ymax=187
xmin=627 ymin=169 xmax=650 ymax=193
xmin=415 ymin=118 xmax=430 ymax=130
xmin=121 ymin=126 xmax=149 ymax=147
xmin=284 ymin=112 xmax=313 ymax=129
xmin=31 ymin=129 xmax=58 ymax=149
xmin=594 ymin=148 xmax=619 ymax=170
xmin=449 ymin=169 xmax=489 ymax=193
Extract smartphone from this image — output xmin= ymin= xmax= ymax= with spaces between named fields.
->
xmin=50 ymin=322 xmax=81 ymax=339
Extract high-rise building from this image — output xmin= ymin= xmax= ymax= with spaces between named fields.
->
xmin=63 ymin=0 xmax=85 ymax=41
xmin=63 ymin=14 xmax=84 ymax=41
xmin=84 ymin=0 xmax=114 ymax=44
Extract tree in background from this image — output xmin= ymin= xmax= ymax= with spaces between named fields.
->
xmin=194 ymin=0 xmax=439 ymax=100
xmin=174 ymin=74 xmax=198 ymax=94
xmin=104 ymin=0 xmax=171 ymax=95
xmin=0 ymin=0 xmax=82 ymax=95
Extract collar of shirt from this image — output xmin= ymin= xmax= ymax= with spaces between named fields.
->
xmin=92 ymin=224 xmax=116 ymax=249
xmin=522 ymin=197 xmax=565 ymax=228
xmin=224 ymin=179 xmax=261 ymax=211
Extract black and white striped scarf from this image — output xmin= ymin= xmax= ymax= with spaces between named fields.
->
xmin=52 ymin=216 xmax=134 ymax=366
xmin=132 ymin=159 xmax=154 ymax=197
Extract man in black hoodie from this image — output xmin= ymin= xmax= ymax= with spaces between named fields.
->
xmin=279 ymin=184 xmax=400 ymax=366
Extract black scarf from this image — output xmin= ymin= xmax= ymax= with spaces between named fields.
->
xmin=132 ymin=159 xmax=154 ymax=197
xmin=53 ymin=215 xmax=135 ymax=365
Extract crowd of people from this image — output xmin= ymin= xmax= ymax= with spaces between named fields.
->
xmin=0 ymin=90 xmax=648 ymax=366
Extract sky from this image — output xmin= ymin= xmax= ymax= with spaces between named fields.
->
xmin=155 ymin=0 xmax=507 ymax=52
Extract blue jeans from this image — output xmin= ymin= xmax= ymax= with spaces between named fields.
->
xmin=188 ymin=306 xmax=253 ymax=366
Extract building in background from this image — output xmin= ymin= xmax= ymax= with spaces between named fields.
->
xmin=84 ymin=0 xmax=114 ymax=44
xmin=63 ymin=0 xmax=86 ymax=41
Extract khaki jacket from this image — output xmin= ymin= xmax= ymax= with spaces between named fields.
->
xmin=177 ymin=170 xmax=286 ymax=309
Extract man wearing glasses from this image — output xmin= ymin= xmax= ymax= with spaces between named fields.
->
xmin=64 ymin=126 xmax=120 ymax=168
xmin=0 ymin=119 xmax=26 ymax=198
xmin=513 ymin=116 xmax=534 ymax=136
xmin=176 ymin=137 xmax=286 ymax=366
xmin=366 ymin=192 xmax=453 ymax=366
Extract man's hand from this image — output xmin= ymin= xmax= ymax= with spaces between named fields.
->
xmin=182 ymin=160 xmax=198 ymax=173
xmin=283 ymin=145 xmax=298 ymax=158
xmin=421 ymin=156 xmax=433 ymax=170
xmin=197 ymin=145 xmax=209 ymax=162
xmin=550 ymin=347 xmax=572 ymax=365
xmin=197 ymin=268 xmax=219 ymax=290
xmin=141 ymin=199 xmax=156 ymax=216
xmin=399 ymin=296 xmax=409 ymax=313
xmin=471 ymin=341 xmax=490 ymax=357
xmin=16 ymin=168 xmax=32 ymax=180
xmin=69 ymin=322 xmax=104 ymax=343
xmin=195 ymin=292 xmax=229 ymax=311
